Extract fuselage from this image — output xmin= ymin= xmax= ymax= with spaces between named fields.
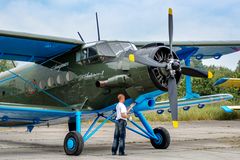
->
xmin=0 ymin=41 xmax=159 ymax=111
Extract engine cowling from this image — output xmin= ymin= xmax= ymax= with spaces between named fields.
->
xmin=145 ymin=46 xmax=181 ymax=91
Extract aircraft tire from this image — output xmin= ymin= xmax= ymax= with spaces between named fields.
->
xmin=64 ymin=131 xmax=84 ymax=156
xmin=150 ymin=127 xmax=170 ymax=149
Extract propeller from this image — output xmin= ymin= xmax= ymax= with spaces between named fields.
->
xmin=181 ymin=66 xmax=213 ymax=78
xmin=167 ymin=75 xmax=178 ymax=128
xmin=128 ymin=8 xmax=213 ymax=128
xmin=167 ymin=8 xmax=179 ymax=128
xmin=168 ymin=8 xmax=173 ymax=59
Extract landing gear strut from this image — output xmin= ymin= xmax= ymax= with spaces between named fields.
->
xmin=125 ymin=111 xmax=171 ymax=150
xmin=64 ymin=111 xmax=84 ymax=156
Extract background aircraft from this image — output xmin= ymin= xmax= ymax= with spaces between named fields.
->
xmin=0 ymin=9 xmax=237 ymax=156
xmin=214 ymin=78 xmax=240 ymax=112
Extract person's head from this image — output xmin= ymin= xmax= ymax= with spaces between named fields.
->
xmin=118 ymin=94 xmax=125 ymax=103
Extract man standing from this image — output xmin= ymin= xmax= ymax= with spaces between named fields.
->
xmin=112 ymin=94 xmax=135 ymax=156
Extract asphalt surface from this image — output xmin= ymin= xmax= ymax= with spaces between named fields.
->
xmin=0 ymin=120 xmax=239 ymax=160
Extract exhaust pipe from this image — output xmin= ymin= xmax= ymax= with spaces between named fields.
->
xmin=96 ymin=75 xmax=133 ymax=88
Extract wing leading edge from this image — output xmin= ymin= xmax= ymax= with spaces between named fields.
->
xmin=133 ymin=41 xmax=240 ymax=60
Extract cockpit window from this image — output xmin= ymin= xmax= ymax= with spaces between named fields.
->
xmin=108 ymin=42 xmax=124 ymax=55
xmin=76 ymin=41 xmax=138 ymax=62
xmin=96 ymin=43 xmax=115 ymax=57
xmin=88 ymin=47 xmax=98 ymax=57
xmin=76 ymin=47 xmax=98 ymax=62
xmin=120 ymin=43 xmax=133 ymax=51
xmin=108 ymin=42 xmax=137 ymax=55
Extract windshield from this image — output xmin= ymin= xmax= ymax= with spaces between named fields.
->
xmin=107 ymin=42 xmax=137 ymax=56
xmin=80 ymin=41 xmax=137 ymax=58
xmin=96 ymin=43 xmax=115 ymax=57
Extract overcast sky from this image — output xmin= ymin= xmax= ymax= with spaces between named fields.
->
xmin=0 ymin=0 xmax=239 ymax=70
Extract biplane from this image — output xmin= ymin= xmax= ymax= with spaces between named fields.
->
xmin=0 ymin=9 xmax=237 ymax=155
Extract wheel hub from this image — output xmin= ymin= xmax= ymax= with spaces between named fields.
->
xmin=154 ymin=133 xmax=163 ymax=145
xmin=67 ymin=138 xmax=76 ymax=150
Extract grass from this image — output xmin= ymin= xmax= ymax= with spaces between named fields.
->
xmin=133 ymin=100 xmax=240 ymax=122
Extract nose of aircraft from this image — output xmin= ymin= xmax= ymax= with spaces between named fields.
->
xmin=126 ymin=8 xmax=213 ymax=128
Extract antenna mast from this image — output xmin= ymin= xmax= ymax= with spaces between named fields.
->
xmin=95 ymin=12 xmax=101 ymax=41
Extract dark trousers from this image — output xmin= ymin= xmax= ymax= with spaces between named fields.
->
xmin=112 ymin=119 xmax=127 ymax=154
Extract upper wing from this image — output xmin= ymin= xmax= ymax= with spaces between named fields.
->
xmin=133 ymin=41 xmax=240 ymax=60
xmin=0 ymin=30 xmax=83 ymax=62
xmin=214 ymin=78 xmax=240 ymax=88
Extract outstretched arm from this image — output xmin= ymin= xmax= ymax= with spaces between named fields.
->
xmin=127 ymin=103 xmax=136 ymax=113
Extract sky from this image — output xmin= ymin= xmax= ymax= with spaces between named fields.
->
xmin=0 ymin=0 xmax=239 ymax=70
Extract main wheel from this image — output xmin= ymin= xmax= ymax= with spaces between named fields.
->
xmin=150 ymin=127 xmax=170 ymax=149
xmin=64 ymin=131 xmax=84 ymax=156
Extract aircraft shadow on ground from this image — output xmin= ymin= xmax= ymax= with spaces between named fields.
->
xmin=0 ymin=139 xmax=153 ymax=155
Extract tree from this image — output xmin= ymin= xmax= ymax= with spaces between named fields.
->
xmin=0 ymin=60 xmax=14 ymax=72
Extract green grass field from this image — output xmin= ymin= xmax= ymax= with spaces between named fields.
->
xmin=134 ymin=100 xmax=240 ymax=122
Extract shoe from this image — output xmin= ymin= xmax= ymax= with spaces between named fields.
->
xmin=119 ymin=153 xmax=127 ymax=156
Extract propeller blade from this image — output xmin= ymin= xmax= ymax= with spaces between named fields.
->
xmin=167 ymin=77 xmax=178 ymax=128
xmin=168 ymin=8 xmax=173 ymax=57
xmin=128 ymin=53 xmax=167 ymax=68
xmin=181 ymin=67 xmax=213 ymax=78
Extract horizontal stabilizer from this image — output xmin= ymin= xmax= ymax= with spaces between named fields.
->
xmin=221 ymin=106 xmax=240 ymax=113
xmin=214 ymin=78 xmax=240 ymax=88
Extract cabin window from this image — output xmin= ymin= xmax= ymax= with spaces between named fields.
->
xmin=39 ymin=80 xmax=47 ymax=89
xmin=47 ymin=77 xmax=55 ymax=87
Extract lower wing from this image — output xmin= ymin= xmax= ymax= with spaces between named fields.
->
xmin=153 ymin=94 xmax=233 ymax=113
xmin=0 ymin=102 xmax=74 ymax=127
xmin=214 ymin=78 xmax=240 ymax=88
xmin=0 ymin=93 xmax=233 ymax=127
